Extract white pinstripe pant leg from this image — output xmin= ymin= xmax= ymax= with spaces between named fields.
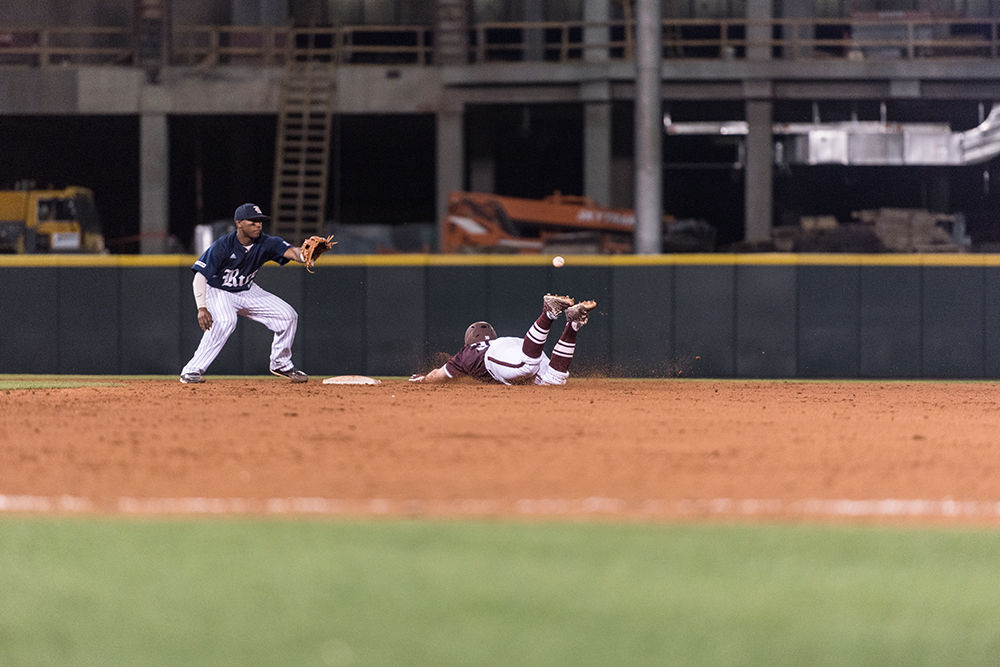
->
xmin=181 ymin=285 xmax=239 ymax=375
xmin=237 ymin=283 xmax=299 ymax=371
xmin=533 ymin=357 xmax=569 ymax=386
xmin=483 ymin=337 xmax=543 ymax=385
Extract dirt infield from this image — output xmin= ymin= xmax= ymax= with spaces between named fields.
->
xmin=3 ymin=378 xmax=1000 ymax=523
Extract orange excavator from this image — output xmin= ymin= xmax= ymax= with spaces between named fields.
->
xmin=442 ymin=191 xmax=678 ymax=254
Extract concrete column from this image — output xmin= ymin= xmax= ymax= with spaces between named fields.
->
xmin=746 ymin=0 xmax=773 ymax=61
xmin=264 ymin=0 xmax=287 ymax=24
xmin=583 ymin=0 xmax=610 ymax=63
xmin=436 ymin=105 xmax=464 ymax=251
xmin=634 ymin=0 xmax=662 ymax=254
xmin=232 ymin=0 xmax=287 ymax=24
xmin=583 ymin=0 xmax=612 ymax=207
xmin=232 ymin=1 xmax=260 ymax=23
xmin=583 ymin=81 xmax=612 ymax=206
xmin=140 ymin=112 xmax=169 ymax=254
xmin=524 ymin=0 xmax=545 ymax=61
xmin=435 ymin=0 xmax=470 ymax=66
xmin=135 ymin=0 xmax=169 ymax=84
xmin=744 ymin=99 xmax=773 ymax=243
xmin=781 ymin=0 xmax=813 ymax=59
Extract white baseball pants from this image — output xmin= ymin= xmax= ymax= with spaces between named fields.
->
xmin=181 ymin=283 xmax=299 ymax=375
xmin=483 ymin=337 xmax=570 ymax=386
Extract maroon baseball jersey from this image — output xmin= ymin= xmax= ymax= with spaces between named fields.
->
xmin=444 ymin=341 xmax=494 ymax=382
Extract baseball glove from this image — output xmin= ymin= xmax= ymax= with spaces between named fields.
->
xmin=300 ymin=234 xmax=337 ymax=273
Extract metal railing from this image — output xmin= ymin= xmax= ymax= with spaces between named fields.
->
xmin=171 ymin=25 xmax=435 ymax=66
xmin=1 ymin=17 xmax=998 ymax=68
xmin=0 ymin=26 xmax=132 ymax=65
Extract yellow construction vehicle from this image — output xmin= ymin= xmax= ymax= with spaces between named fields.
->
xmin=0 ymin=184 xmax=105 ymax=253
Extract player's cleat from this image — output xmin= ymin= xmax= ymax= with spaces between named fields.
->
xmin=179 ymin=372 xmax=204 ymax=384
xmin=543 ymin=294 xmax=574 ymax=318
xmin=565 ymin=300 xmax=597 ymax=327
xmin=271 ymin=367 xmax=308 ymax=383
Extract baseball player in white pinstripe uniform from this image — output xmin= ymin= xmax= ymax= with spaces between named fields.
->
xmin=408 ymin=294 xmax=597 ymax=386
xmin=180 ymin=203 xmax=311 ymax=384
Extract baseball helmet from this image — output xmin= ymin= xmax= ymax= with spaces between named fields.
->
xmin=464 ymin=321 xmax=497 ymax=346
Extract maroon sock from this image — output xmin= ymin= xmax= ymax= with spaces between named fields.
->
xmin=522 ymin=311 xmax=553 ymax=357
xmin=548 ymin=323 xmax=577 ymax=372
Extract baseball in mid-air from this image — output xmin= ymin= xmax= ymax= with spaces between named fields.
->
xmin=552 ymin=255 xmax=565 ymax=268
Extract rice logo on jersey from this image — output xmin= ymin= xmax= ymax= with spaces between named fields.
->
xmin=222 ymin=267 xmax=258 ymax=288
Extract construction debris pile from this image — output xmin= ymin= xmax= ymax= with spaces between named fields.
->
xmin=771 ymin=208 xmax=971 ymax=253
xmin=854 ymin=208 xmax=971 ymax=252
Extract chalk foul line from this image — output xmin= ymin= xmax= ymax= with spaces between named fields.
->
xmin=2 ymin=495 xmax=1000 ymax=520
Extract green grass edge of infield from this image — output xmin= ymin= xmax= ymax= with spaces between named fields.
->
xmin=2 ymin=517 xmax=1000 ymax=667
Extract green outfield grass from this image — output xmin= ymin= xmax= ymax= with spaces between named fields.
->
xmin=0 ymin=381 xmax=124 ymax=390
xmin=0 ymin=375 xmax=303 ymax=389
xmin=2 ymin=518 xmax=999 ymax=666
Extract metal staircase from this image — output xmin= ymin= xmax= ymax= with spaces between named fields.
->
xmin=270 ymin=36 xmax=336 ymax=240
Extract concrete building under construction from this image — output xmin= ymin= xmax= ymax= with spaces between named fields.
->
xmin=2 ymin=0 xmax=1000 ymax=252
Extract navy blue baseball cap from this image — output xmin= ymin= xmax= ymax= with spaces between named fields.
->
xmin=234 ymin=203 xmax=270 ymax=222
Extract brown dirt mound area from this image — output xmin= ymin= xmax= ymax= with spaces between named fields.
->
xmin=3 ymin=378 xmax=1000 ymax=523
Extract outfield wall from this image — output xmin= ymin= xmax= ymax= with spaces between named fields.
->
xmin=2 ymin=254 xmax=999 ymax=378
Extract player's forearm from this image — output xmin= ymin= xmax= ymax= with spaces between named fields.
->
xmin=192 ymin=271 xmax=208 ymax=309
xmin=425 ymin=366 xmax=452 ymax=382
xmin=410 ymin=366 xmax=450 ymax=383
xmin=284 ymin=246 xmax=305 ymax=263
